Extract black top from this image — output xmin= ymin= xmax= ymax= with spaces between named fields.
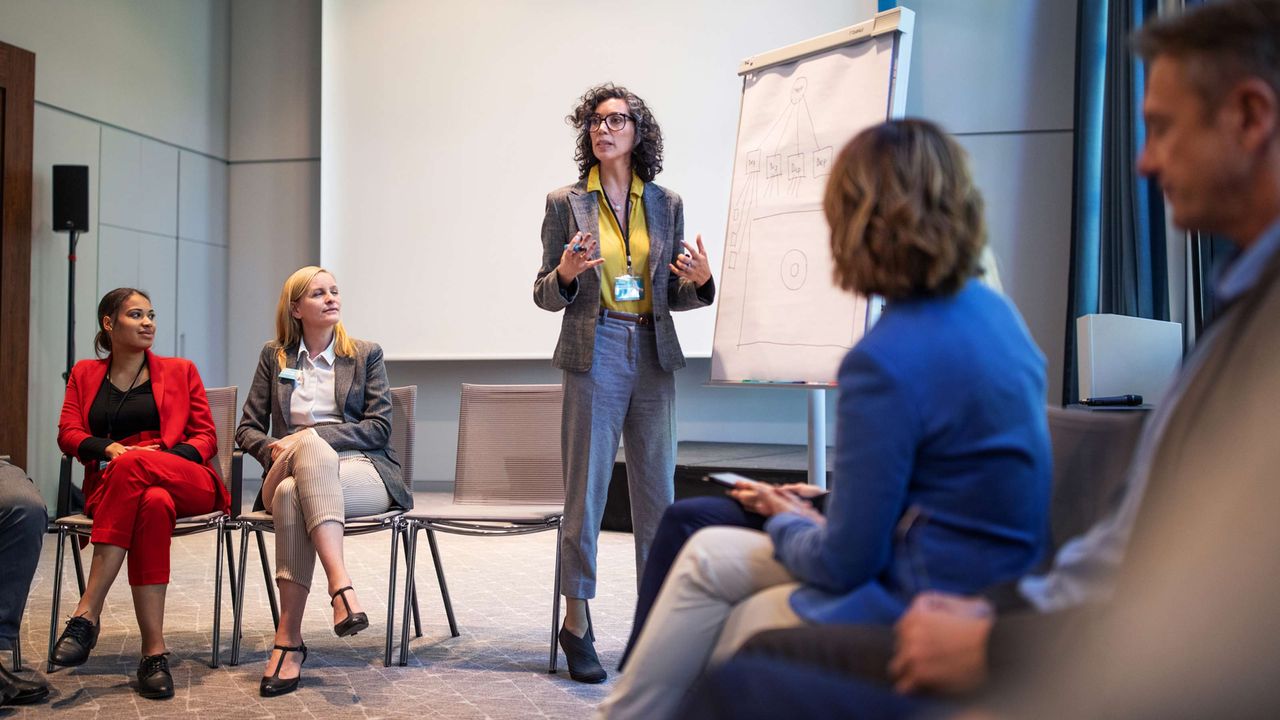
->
xmin=76 ymin=378 xmax=201 ymax=464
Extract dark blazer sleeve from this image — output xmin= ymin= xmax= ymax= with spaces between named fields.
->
xmin=312 ymin=342 xmax=393 ymax=452
xmin=666 ymin=194 xmax=715 ymax=311
xmin=235 ymin=343 xmax=277 ymax=468
xmin=534 ymin=191 xmax=578 ymax=311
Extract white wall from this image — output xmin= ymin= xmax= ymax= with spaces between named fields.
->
xmin=901 ymin=0 xmax=1078 ymax=404
xmin=4 ymin=0 xmax=231 ymax=505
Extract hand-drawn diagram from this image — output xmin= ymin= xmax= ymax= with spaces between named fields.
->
xmin=727 ymin=78 xmax=834 ymax=274
xmin=712 ymin=33 xmax=897 ymax=384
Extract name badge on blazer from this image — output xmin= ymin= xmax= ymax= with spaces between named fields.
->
xmin=278 ymin=368 xmax=300 ymax=382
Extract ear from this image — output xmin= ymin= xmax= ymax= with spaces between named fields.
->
xmin=102 ymin=316 xmax=112 ymax=332
xmin=290 ymin=302 xmax=303 ymax=320
xmin=1233 ymin=77 xmax=1279 ymax=154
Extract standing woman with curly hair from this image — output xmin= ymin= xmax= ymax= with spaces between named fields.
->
xmin=534 ymin=83 xmax=716 ymax=683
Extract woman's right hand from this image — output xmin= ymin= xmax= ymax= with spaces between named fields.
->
xmin=556 ymin=232 xmax=604 ymax=286
xmin=268 ymin=428 xmax=316 ymax=462
xmin=104 ymin=442 xmax=130 ymax=461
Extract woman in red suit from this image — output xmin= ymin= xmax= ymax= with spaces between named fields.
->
xmin=52 ymin=287 xmax=229 ymax=700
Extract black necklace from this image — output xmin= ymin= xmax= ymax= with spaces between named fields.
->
xmin=107 ymin=356 xmax=147 ymax=439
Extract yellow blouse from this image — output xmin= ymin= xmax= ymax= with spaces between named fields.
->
xmin=587 ymin=165 xmax=652 ymax=314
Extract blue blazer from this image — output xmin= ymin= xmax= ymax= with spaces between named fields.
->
xmin=767 ymin=281 xmax=1051 ymax=625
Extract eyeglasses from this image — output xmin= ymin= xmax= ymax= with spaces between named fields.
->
xmin=586 ymin=113 xmax=636 ymax=133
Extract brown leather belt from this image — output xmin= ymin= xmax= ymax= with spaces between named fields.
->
xmin=599 ymin=308 xmax=653 ymax=326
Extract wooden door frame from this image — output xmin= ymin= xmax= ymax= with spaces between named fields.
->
xmin=0 ymin=41 xmax=35 ymax=468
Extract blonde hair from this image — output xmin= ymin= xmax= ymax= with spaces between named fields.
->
xmin=824 ymin=119 xmax=986 ymax=300
xmin=274 ymin=265 xmax=357 ymax=369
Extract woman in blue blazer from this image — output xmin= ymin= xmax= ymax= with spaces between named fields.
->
xmin=600 ymin=119 xmax=1051 ymax=719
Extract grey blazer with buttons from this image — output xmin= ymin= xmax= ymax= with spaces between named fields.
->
xmin=235 ymin=338 xmax=411 ymax=512
xmin=533 ymin=177 xmax=715 ymax=372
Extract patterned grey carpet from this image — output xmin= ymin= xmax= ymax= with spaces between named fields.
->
xmin=6 ymin=492 xmax=637 ymax=718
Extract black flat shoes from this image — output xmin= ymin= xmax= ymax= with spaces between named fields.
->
xmin=50 ymin=615 xmax=99 ymax=667
xmin=0 ymin=665 xmax=49 ymax=706
xmin=136 ymin=652 xmax=174 ymax=699
xmin=330 ymin=585 xmax=369 ymax=637
xmin=260 ymin=643 xmax=308 ymax=697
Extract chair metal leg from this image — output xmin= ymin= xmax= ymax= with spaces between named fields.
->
xmin=72 ymin=539 xmax=86 ymax=596
xmin=425 ymin=528 xmax=458 ymax=638
xmin=12 ymin=638 xmax=21 ymax=671
xmin=255 ymin=530 xmax=279 ymax=629
xmin=46 ymin=528 xmax=67 ymax=673
xmin=383 ymin=520 xmax=400 ymax=668
xmin=225 ymin=525 xmax=239 ymax=618
xmin=400 ymin=530 xmax=422 ymax=638
xmin=210 ymin=519 xmax=225 ymax=668
xmin=549 ymin=523 xmax=563 ymax=674
xmin=231 ymin=524 xmax=251 ymax=666
xmin=398 ymin=525 xmax=418 ymax=667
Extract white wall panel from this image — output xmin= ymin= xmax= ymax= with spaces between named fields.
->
xmin=229 ymin=0 xmax=321 ymax=162
xmin=901 ymin=0 xmax=1077 ymax=133
xmin=0 ymin=0 xmax=230 ymax=157
xmin=99 ymin=128 xmax=179 ymax=237
xmin=179 ymin=151 xmax=229 ymax=247
xmin=97 ymin=225 xmax=178 ymax=357
xmin=178 ymin=240 xmax=229 ymax=386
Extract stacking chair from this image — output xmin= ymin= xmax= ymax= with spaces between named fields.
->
xmin=45 ymin=386 xmax=242 ymax=671
xmin=398 ymin=384 xmax=566 ymax=670
xmin=229 ymin=385 xmax=420 ymax=668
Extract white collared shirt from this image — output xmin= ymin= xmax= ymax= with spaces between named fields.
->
xmin=289 ymin=337 xmax=342 ymax=428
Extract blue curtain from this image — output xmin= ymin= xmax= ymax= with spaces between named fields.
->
xmin=1062 ymin=0 xmax=1168 ymax=405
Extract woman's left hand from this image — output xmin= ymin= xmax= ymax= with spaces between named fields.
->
xmin=669 ymin=235 xmax=712 ymax=287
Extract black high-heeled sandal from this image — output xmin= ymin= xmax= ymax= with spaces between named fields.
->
xmin=259 ymin=642 xmax=308 ymax=697
xmin=330 ymin=586 xmax=370 ymax=638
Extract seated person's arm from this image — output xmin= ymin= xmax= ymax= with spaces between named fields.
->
xmin=310 ymin=343 xmax=393 ymax=452
xmin=764 ymin=350 xmax=917 ymax=593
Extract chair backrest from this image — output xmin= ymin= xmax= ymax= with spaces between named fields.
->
xmin=205 ymin=386 xmax=238 ymax=491
xmin=453 ymin=384 xmax=564 ymax=505
xmin=1045 ymin=406 xmax=1146 ymax=555
xmin=388 ymin=386 xmax=417 ymax=493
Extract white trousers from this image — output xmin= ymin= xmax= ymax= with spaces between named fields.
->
xmin=598 ymin=526 xmax=806 ymax=720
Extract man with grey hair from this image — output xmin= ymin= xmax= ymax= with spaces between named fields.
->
xmin=675 ymin=1 xmax=1280 ymax=716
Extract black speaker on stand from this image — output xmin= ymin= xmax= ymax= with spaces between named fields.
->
xmin=53 ymin=165 xmax=89 ymax=384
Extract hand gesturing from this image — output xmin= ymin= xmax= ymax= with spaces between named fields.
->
xmin=669 ymin=234 xmax=712 ymax=287
xmin=556 ymin=232 xmax=604 ymax=286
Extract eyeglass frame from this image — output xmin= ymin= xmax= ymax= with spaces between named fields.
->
xmin=586 ymin=112 xmax=638 ymax=133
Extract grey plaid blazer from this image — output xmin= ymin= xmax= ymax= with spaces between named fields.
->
xmin=533 ymin=178 xmax=715 ymax=372
xmin=235 ymin=338 xmax=410 ymax=511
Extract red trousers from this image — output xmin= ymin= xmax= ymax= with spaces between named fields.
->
xmin=85 ymin=450 xmax=219 ymax=586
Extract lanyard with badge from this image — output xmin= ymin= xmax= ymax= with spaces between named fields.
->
xmin=603 ymin=191 xmax=644 ymax=302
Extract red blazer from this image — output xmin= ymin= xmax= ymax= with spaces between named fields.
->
xmin=57 ymin=350 xmax=230 ymax=513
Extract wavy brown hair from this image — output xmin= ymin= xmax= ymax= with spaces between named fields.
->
xmin=566 ymin=83 xmax=664 ymax=182
xmin=824 ymin=119 xmax=986 ymax=300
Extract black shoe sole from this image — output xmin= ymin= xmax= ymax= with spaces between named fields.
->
xmin=334 ymin=614 xmax=369 ymax=638
xmin=260 ymin=678 xmax=301 ymax=697
xmin=3 ymin=687 xmax=50 ymax=706
xmin=137 ymin=686 xmax=174 ymax=700
xmin=48 ymin=651 xmax=91 ymax=668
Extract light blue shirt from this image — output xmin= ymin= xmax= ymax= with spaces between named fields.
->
xmin=1019 ymin=216 xmax=1280 ymax=612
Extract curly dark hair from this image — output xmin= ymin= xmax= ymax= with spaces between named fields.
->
xmin=824 ymin=119 xmax=986 ymax=300
xmin=566 ymin=83 xmax=664 ymax=182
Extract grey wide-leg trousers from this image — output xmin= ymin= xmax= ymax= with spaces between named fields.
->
xmin=560 ymin=315 xmax=676 ymax=599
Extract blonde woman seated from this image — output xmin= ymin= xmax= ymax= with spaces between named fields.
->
xmin=599 ymin=119 xmax=1051 ymax=719
xmin=236 ymin=266 xmax=411 ymax=697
